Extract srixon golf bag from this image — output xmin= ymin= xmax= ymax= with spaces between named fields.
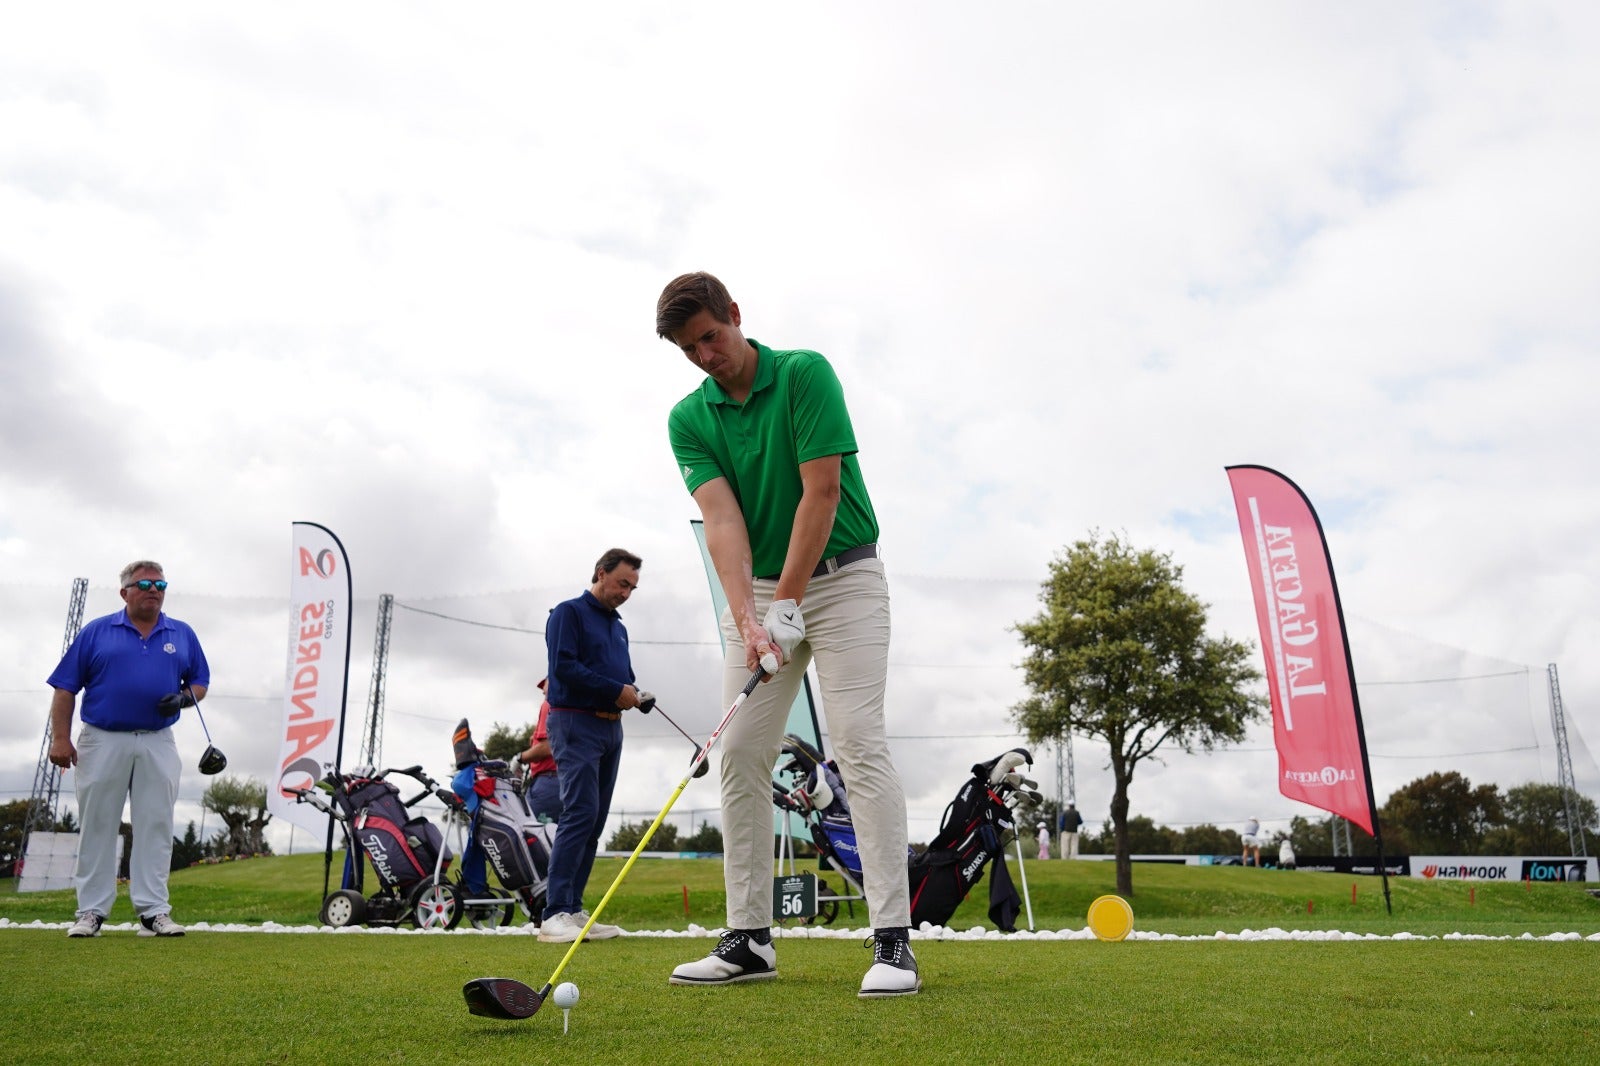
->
xmin=334 ymin=774 xmax=450 ymax=893
xmin=468 ymin=759 xmax=554 ymax=913
xmin=906 ymin=749 xmax=1030 ymax=932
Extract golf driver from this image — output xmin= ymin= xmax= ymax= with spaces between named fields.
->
xmin=638 ymin=695 xmax=709 ymax=779
xmin=187 ymin=682 xmax=227 ymax=775
xmin=464 ymin=666 xmax=767 ymax=1021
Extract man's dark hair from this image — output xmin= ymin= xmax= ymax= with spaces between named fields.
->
xmin=656 ymin=271 xmax=734 ymax=339
xmin=592 ymin=548 xmax=642 ymax=583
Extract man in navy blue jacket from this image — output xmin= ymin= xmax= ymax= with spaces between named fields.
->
xmin=538 ymin=548 xmax=644 ymax=943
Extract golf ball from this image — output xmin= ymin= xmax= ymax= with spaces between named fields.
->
xmin=552 ymin=982 xmax=580 ymax=1009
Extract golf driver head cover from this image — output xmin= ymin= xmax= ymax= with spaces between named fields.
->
xmin=453 ymin=718 xmax=483 ymax=769
xmin=762 ymin=598 xmax=805 ymax=660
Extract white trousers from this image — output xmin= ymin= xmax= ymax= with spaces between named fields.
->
xmin=74 ymin=723 xmax=180 ymax=919
xmin=718 ymin=559 xmax=910 ymax=930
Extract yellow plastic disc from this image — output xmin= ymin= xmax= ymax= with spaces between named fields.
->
xmin=1087 ymin=893 xmax=1134 ymax=941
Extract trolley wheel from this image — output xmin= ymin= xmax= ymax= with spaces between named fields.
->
xmin=410 ymin=878 xmax=463 ymax=930
xmin=815 ymin=879 xmax=840 ymax=926
xmin=466 ymin=887 xmax=517 ymax=930
xmin=319 ymin=889 xmax=368 ymax=928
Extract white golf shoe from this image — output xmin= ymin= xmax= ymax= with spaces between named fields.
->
xmin=669 ymin=929 xmax=778 ymax=985
xmin=574 ymin=909 xmax=622 ymax=940
xmin=859 ymin=929 xmax=920 ymax=997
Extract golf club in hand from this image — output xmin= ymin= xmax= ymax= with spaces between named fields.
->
xmin=638 ymin=694 xmax=710 ymax=779
xmin=185 ymin=682 xmax=227 ymax=775
xmin=464 ymin=666 xmax=767 ymax=1021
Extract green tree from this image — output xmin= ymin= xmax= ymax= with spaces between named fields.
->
xmin=682 ymin=821 xmax=724 ymax=852
xmin=202 ymin=775 xmax=274 ymax=857
xmin=0 ymin=799 xmax=28 ymax=877
xmin=1380 ymin=771 xmax=1502 ymax=855
xmin=1175 ymin=823 xmax=1239 ymax=857
xmin=1490 ymin=782 xmax=1599 ymax=855
xmin=482 ymin=721 xmax=532 ymax=762
xmin=607 ymin=819 xmax=680 ymax=852
xmin=172 ymin=820 xmax=204 ymax=869
xmin=1012 ymin=532 xmax=1267 ymax=896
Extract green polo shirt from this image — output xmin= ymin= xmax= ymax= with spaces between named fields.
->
xmin=669 ymin=340 xmax=879 ymax=578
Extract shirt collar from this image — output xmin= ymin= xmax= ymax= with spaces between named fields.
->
xmin=700 ymin=339 xmax=772 ymax=406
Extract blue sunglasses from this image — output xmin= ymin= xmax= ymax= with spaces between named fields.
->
xmin=125 ymin=579 xmax=169 ymax=592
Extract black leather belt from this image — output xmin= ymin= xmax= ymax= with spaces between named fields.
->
xmin=758 ymin=543 xmax=878 ymax=582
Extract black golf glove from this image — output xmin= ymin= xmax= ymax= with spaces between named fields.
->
xmin=157 ymin=692 xmax=194 ymax=713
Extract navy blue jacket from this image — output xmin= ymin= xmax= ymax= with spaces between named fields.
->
xmin=545 ymin=590 xmax=634 ymax=711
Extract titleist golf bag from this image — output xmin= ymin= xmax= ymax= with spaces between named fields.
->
xmin=287 ymin=766 xmax=456 ymax=927
xmin=465 ymin=759 xmax=555 ymax=917
xmin=336 ymin=772 xmax=450 ymax=895
xmin=905 ymin=749 xmax=1031 ymax=931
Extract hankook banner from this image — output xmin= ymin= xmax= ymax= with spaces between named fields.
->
xmin=268 ymin=522 xmax=354 ymax=836
xmin=1227 ymin=466 xmax=1377 ymax=836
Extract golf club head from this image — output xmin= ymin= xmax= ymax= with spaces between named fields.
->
xmin=463 ymin=977 xmax=547 ymax=1020
xmin=198 ymin=745 xmax=228 ymax=775
xmin=690 ymin=749 xmax=709 ymax=779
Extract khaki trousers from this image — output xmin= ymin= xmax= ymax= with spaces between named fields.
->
xmin=717 ymin=559 xmax=910 ymax=930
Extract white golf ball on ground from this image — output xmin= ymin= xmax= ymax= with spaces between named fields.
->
xmin=552 ymin=982 xmax=580 ymax=1009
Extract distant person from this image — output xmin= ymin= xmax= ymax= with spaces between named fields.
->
xmin=1278 ymin=835 xmax=1296 ymax=871
xmin=1036 ymin=823 xmax=1051 ymax=861
xmin=658 ymin=271 xmax=917 ymax=998
xmin=1242 ymin=817 xmax=1261 ymax=867
xmin=47 ymin=560 xmax=211 ymax=938
xmin=1059 ymin=802 xmax=1084 ymax=859
xmin=516 ymin=678 xmax=561 ymax=822
xmin=540 ymin=548 xmax=645 ymax=944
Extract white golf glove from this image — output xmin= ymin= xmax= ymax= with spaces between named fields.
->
xmin=762 ymin=598 xmax=805 ymax=661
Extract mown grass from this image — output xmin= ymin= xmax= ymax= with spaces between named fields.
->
xmin=5 ymin=856 xmax=1599 ymax=1064
xmin=1 ymin=929 xmax=1596 ymax=1064
xmin=5 ymin=849 xmax=1598 ymax=936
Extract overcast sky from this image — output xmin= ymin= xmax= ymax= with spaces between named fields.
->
xmin=4 ymin=3 xmax=1597 ymax=858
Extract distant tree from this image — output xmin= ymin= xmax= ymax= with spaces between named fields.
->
xmin=608 ymin=819 xmax=680 ymax=852
xmin=482 ymin=721 xmax=531 ymax=762
xmin=0 ymin=799 xmax=28 ymax=877
xmin=1175 ymin=823 xmax=1239 ymax=857
xmin=202 ymin=775 xmax=274 ymax=856
xmin=1489 ymin=783 xmax=1599 ymax=855
xmin=682 ymin=821 xmax=724 ymax=853
xmin=1380 ymin=771 xmax=1502 ymax=855
xmin=172 ymin=821 xmax=204 ymax=869
xmin=1012 ymin=532 xmax=1267 ymax=896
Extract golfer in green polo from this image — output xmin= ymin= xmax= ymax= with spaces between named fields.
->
xmin=657 ymin=271 xmax=918 ymax=998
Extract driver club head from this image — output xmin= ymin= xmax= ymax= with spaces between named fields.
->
xmin=198 ymin=745 xmax=228 ymax=775
xmin=464 ymin=977 xmax=547 ymax=1020
xmin=690 ymin=749 xmax=709 ymax=779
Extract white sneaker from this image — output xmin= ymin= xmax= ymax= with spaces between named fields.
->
xmin=537 ymin=910 xmax=586 ymax=943
xmin=574 ymin=909 xmax=622 ymax=940
xmin=68 ymin=912 xmax=104 ymax=938
xmin=669 ymin=929 xmax=778 ymax=985
xmin=138 ymin=913 xmax=186 ymax=938
xmin=859 ymin=930 xmax=920 ymax=997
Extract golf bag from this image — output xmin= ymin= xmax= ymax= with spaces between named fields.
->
xmin=467 ymin=759 xmax=555 ymax=914
xmin=333 ymin=773 xmax=451 ymax=894
xmin=906 ymin=749 xmax=1031 ymax=932
xmin=777 ymin=737 xmax=1031 ymax=930
xmin=288 ymin=765 xmax=458 ymax=928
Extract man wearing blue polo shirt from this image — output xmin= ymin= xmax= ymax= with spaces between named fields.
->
xmin=538 ymin=548 xmax=645 ymax=944
xmin=47 ymin=560 xmax=211 ymax=938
